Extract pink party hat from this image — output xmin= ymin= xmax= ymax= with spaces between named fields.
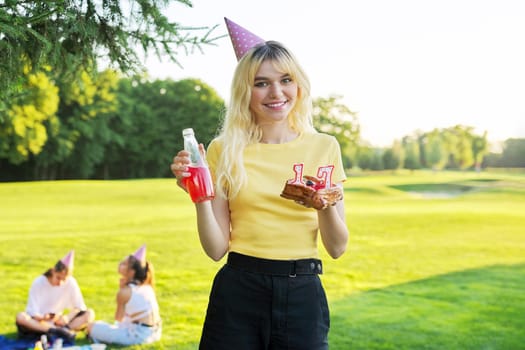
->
xmin=132 ymin=244 xmax=146 ymax=263
xmin=225 ymin=17 xmax=265 ymax=61
xmin=60 ymin=250 xmax=74 ymax=269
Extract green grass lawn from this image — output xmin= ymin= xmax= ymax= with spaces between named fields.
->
xmin=1 ymin=170 xmax=524 ymax=349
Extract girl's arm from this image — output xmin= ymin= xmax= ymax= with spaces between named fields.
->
xmin=317 ymin=184 xmax=348 ymax=259
xmin=171 ymin=148 xmax=231 ymax=262
xmin=114 ymin=286 xmax=131 ymax=321
xmin=195 ymin=196 xmax=231 ymax=261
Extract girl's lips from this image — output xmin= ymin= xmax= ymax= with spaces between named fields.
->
xmin=265 ymin=101 xmax=287 ymax=108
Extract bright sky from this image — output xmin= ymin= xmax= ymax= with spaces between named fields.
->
xmin=144 ymin=0 xmax=525 ymax=147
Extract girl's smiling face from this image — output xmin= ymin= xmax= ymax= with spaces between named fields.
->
xmin=249 ymin=60 xmax=298 ymax=125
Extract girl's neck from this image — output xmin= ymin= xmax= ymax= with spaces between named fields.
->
xmin=259 ymin=125 xmax=298 ymax=144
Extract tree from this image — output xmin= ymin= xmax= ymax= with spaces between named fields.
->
xmin=0 ymin=0 xmax=222 ymax=110
xmin=440 ymin=127 xmax=460 ymax=169
xmin=0 ymin=67 xmax=59 ymax=164
xmin=370 ymin=149 xmax=384 ymax=171
xmin=443 ymin=125 xmax=475 ymax=169
xmin=100 ymin=77 xmax=224 ymax=179
xmin=0 ymin=68 xmax=121 ymax=181
xmin=424 ymin=129 xmax=447 ymax=170
xmin=357 ymin=146 xmax=373 ymax=171
xmin=483 ymin=139 xmax=525 ymax=168
xmin=471 ymin=131 xmax=488 ymax=171
xmin=499 ymin=138 xmax=525 ymax=167
xmin=402 ymin=136 xmax=421 ymax=171
xmin=383 ymin=140 xmax=403 ymax=170
xmin=34 ymin=69 xmax=120 ymax=179
xmin=312 ymin=95 xmax=360 ymax=169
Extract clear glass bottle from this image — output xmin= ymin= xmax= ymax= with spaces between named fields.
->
xmin=182 ymin=128 xmax=215 ymax=203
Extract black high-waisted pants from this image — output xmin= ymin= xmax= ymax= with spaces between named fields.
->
xmin=199 ymin=252 xmax=329 ymax=350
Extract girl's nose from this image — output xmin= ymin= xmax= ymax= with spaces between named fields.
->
xmin=269 ymin=83 xmax=283 ymax=98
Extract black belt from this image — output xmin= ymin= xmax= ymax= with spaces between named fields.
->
xmin=227 ymin=252 xmax=323 ymax=276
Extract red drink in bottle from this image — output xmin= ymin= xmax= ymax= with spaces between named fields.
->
xmin=182 ymin=128 xmax=215 ymax=203
xmin=183 ymin=165 xmax=215 ymax=203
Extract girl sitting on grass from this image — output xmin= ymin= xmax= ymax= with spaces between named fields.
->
xmin=15 ymin=250 xmax=95 ymax=343
xmin=87 ymin=245 xmax=161 ymax=346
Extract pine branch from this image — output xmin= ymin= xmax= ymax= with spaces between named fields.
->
xmin=0 ymin=0 xmax=222 ymax=106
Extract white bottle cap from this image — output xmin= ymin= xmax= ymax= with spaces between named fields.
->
xmin=182 ymin=128 xmax=194 ymax=136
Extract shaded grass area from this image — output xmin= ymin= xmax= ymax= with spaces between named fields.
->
xmin=330 ymin=264 xmax=525 ymax=350
xmin=1 ymin=171 xmax=524 ymax=349
xmin=389 ymin=182 xmax=473 ymax=196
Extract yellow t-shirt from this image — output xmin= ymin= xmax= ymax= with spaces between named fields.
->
xmin=207 ymin=132 xmax=346 ymax=260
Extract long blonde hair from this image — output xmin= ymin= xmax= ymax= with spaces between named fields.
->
xmin=215 ymin=41 xmax=316 ymax=199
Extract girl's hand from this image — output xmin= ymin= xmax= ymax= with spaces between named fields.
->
xmin=33 ymin=314 xmax=46 ymax=322
xmin=55 ymin=314 xmax=68 ymax=326
xmin=170 ymin=150 xmax=192 ymax=192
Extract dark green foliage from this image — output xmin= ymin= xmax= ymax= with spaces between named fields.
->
xmin=364 ymin=126 xmax=494 ymax=172
xmin=382 ymin=148 xmax=399 ymax=170
xmin=402 ymin=137 xmax=421 ymax=171
xmin=0 ymin=0 xmax=222 ymax=109
xmin=28 ymin=69 xmax=120 ymax=180
xmin=357 ymin=147 xmax=371 ymax=170
xmin=98 ymin=77 xmax=224 ymax=179
xmin=0 ymin=74 xmax=224 ymax=181
xmin=498 ymin=139 xmax=525 ymax=167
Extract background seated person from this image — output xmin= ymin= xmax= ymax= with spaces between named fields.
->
xmin=87 ymin=245 xmax=161 ymax=346
xmin=15 ymin=250 xmax=95 ymax=342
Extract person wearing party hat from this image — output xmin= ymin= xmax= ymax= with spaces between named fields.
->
xmin=171 ymin=17 xmax=348 ymax=349
xmin=15 ymin=250 xmax=95 ymax=344
xmin=86 ymin=245 xmax=162 ymax=346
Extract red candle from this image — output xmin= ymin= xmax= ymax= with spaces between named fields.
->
xmin=291 ymin=163 xmax=304 ymax=184
xmin=317 ymin=165 xmax=334 ymax=189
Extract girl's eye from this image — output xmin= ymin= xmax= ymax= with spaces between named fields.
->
xmin=254 ymin=81 xmax=268 ymax=87
xmin=282 ymin=77 xmax=293 ymax=84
